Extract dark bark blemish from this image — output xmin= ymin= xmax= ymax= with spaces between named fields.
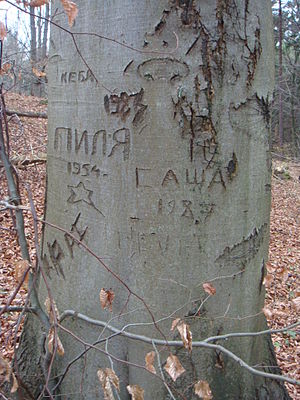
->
xmin=227 ymin=152 xmax=238 ymax=179
xmin=123 ymin=60 xmax=134 ymax=75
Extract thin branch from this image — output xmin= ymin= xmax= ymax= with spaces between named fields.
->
xmin=58 ymin=310 xmax=300 ymax=386
xmin=58 ymin=323 xmax=186 ymax=400
xmin=152 ymin=341 xmax=177 ymax=400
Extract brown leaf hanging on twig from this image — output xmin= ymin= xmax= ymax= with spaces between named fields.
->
xmin=127 ymin=384 xmax=145 ymax=400
xmin=0 ymin=22 xmax=6 ymax=41
xmin=14 ymin=259 xmax=30 ymax=287
xmin=60 ymin=0 xmax=78 ymax=27
xmin=32 ymin=67 xmax=47 ymax=78
xmin=45 ymin=297 xmax=60 ymax=323
xmin=47 ymin=327 xmax=65 ymax=356
xmin=145 ymin=351 xmax=156 ymax=374
xmin=100 ymin=288 xmax=115 ymax=311
xmin=164 ymin=354 xmax=185 ymax=382
xmin=176 ymin=321 xmax=192 ymax=352
xmin=29 ymin=0 xmax=49 ymax=6
xmin=194 ymin=380 xmax=213 ymax=399
xmin=202 ymin=282 xmax=216 ymax=295
xmin=97 ymin=368 xmax=120 ymax=400
xmin=170 ymin=318 xmax=181 ymax=331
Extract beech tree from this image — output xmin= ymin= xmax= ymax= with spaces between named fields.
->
xmin=5 ymin=0 xmax=296 ymax=399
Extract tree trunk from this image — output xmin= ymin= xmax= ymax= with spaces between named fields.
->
xmin=29 ymin=6 xmax=37 ymax=64
xmin=278 ymin=0 xmax=284 ymax=146
xmin=41 ymin=4 xmax=50 ymax=59
xmin=15 ymin=1 xmax=291 ymax=399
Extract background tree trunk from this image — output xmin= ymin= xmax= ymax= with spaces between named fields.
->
xmin=16 ymin=1 xmax=290 ymax=399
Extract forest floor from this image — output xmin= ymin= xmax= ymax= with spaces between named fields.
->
xmin=0 ymin=93 xmax=299 ymax=399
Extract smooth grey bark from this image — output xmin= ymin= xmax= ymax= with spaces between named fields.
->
xmin=15 ymin=1 xmax=290 ymax=399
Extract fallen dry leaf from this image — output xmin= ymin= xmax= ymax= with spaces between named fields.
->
xmin=10 ymin=373 xmax=18 ymax=393
xmin=164 ymin=354 xmax=185 ymax=382
xmin=263 ymin=273 xmax=274 ymax=288
xmin=0 ymin=355 xmax=11 ymax=383
xmin=291 ymin=296 xmax=300 ymax=312
xmin=262 ymin=306 xmax=273 ymax=319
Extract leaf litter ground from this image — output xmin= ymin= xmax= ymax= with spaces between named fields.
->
xmin=0 ymin=93 xmax=299 ymax=398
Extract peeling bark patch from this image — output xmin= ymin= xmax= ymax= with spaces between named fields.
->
xmin=154 ymin=10 xmax=170 ymax=34
xmin=213 ymin=0 xmax=228 ymax=77
xmin=171 ymin=0 xmax=197 ymax=26
xmin=137 ymin=58 xmax=189 ymax=81
xmin=243 ymin=4 xmax=262 ymax=85
xmin=246 ymin=27 xmax=262 ymax=85
xmin=216 ymin=224 xmax=268 ymax=269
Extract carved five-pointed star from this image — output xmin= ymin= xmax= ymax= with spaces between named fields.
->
xmin=67 ymin=182 xmax=105 ymax=217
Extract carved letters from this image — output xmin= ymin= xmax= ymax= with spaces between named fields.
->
xmin=54 ymin=127 xmax=131 ymax=161
xmin=61 ymin=69 xmax=95 ymax=84
xmin=65 ymin=213 xmax=88 ymax=258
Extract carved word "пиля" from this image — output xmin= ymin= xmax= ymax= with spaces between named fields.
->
xmin=54 ymin=127 xmax=130 ymax=161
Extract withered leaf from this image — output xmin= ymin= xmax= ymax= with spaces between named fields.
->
xmin=60 ymin=0 xmax=78 ymax=27
xmin=176 ymin=321 xmax=192 ymax=352
xmin=0 ymin=22 xmax=6 ymax=41
xmin=32 ymin=67 xmax=47 ymax=78
xmin=14 ymin=259 xmax=30 ymax=287
xmin=262 ymin=306 xmax=273 ymax=319
xmin=203 ymin=282 xmax=216 ymax=295
xmin=97 ymin=368 xmax=120 ymax=400
xmin=100 ymin=288 xmax=115 ymax=312
xmin=29 ymin=0 xmax=49 ymax=6
xmin=263 ymin=274 xmax=273 ymax=288
xmin=145 ymin=351 xmax=156 ymax=374
xmin=0 ymin=355 xmax=11 ymax=383
xmin=170 ymin=318 xmax=181 ymax=331
xmin=164 ymin=354 xmax=185 ymax=382
xmin=277 ymin=267 xmax=289 ymax=282
xmin=47 ymin=328 xmax=64 ymax=356
xmin=11 ymin=373 xmax=19 ymax=393
xmin=291 ymin=296 xmax=300 ymax=312
xmin=0 ymin=63 xmax=12 ymax=76
xmin=194 ymin=380 xmax=213 ymax=399
xmin=45 ymin=297 xmax=60 ymax=323
xmin=127 ymin=384 xmax=144 ymax=400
